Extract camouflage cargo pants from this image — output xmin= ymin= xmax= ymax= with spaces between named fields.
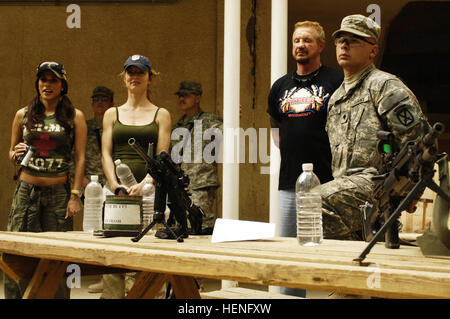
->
xmin=313 ymin=174 xmax=373 ymax=240
xmin=190 ymin=187 xmax=217 ymax=229
xmin=4 ymin=180 xmax=72 ymax=299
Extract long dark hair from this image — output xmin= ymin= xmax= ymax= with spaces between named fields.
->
xmin=25 ymin=95 xmax=75 ymax=134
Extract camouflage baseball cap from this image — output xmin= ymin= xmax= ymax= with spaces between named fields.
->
xmin=91 ymin=86 xmax=114 ymax=100
xmin=36 ymin=61 xmax=67 ymax=81
xmin=332 ymin=14 xmax=381 ymax=42
xmin=175 ymin=81 xmax=202 ymax=96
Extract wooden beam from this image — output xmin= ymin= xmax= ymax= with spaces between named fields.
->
xmin=169 ymin=275 xmax=200 ymax=299
xmin=126 ymin=272 xmax=168 ymax=299
xmin=23 ymin=259 xmax=68 ymax=299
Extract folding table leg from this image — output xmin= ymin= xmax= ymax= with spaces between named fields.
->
xmin=23 ymin=259 xmax=68 ymax=299
xmin=169 ymin=275 xmax=200 ymax=299
xmin=126 ymin=272 xmax=168 ymax=299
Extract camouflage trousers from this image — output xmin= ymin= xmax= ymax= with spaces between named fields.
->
xmin=4 ymin=180 xmax=72 ymax=299
xmin=190 ymin=187 xmax=218 ymax=229
xmin=313 ymin=174 xmax=374 ymax=240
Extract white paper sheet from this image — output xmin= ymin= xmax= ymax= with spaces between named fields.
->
xmin=211 ymin=218 xmax=276 ymax=243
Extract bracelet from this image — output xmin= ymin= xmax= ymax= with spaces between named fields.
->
xmin=71 ymin=189 xmax=81 ymax=197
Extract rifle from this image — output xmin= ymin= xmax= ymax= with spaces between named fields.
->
xmin=355 ymin=122 xmax=450 ymax=263
xmin=127 ymin=138 xmax=206 ymax=243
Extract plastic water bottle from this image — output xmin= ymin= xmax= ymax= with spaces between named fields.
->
xmin=141 ymin=177 xmax=155 ymax=228
xmin=83 ymin=175 xmax=104 ymax=233
xmin=296 ymin=163 xmax=323 ymax=246
xmin=115 ymin=159 xmax=137 ymax=187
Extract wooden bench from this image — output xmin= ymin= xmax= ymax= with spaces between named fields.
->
xmin=201 ymin=287 xmax=303 ymax=299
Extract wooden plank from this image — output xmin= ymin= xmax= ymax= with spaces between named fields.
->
xmin=169 ymin=275 xmax=201 ymax=299
xmin=126 ymin=272 xmax=168 ymax=299
xmin=0 ymin=231 xmax=447 ymax=276
xmin=23 ymin=259 xmax=68 ymax=299
xmin=3 ymin=231 xmax=448 ymax=273
xmin=0 ymin=232 xmax=449 ymax=298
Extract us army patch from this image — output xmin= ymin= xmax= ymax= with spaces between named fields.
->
xmin=396 ymin=107 xmax=415 ymax=126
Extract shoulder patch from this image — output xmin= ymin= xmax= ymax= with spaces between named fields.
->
xmin=395 ymin=107 xmax=415 ymax=126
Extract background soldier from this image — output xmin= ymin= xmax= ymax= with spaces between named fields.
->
xmin=84 ymin=86 xmax=114 ymax=187
xmin=172 ymin=81 xmax=223 ymax=233
xmin=85 ymin=86 xmax=114 ymax=294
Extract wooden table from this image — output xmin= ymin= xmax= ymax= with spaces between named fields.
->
xmin=0 ymin=231 xmax=449 ymax=299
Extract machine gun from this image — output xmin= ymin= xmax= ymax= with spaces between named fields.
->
xmin=355 ymin=122 xmax=450 ymax=263
xmin=128 ymin=138 xmax=206 ymax=243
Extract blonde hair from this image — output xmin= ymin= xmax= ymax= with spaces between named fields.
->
xmin=294 ymin=21 xmax=326 ymax=43
xmin=119 ymin=69 xmax=158 ymax=101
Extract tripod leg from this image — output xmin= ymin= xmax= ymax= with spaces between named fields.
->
xmin=355 ymin=179 xmax=427 ymax=263
xmin=160 ymin=219 xmax=184 ymax=242
xmin=132 ymin=219 xmax=158 ymax=242
xmin=425 ymin=178 xmax=450 ymax=204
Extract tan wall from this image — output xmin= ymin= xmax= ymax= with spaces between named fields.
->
xmin=0 ymin=0 xmax=448 ymax=231
xmin=0 ymin=1 xmax=222 ymax=230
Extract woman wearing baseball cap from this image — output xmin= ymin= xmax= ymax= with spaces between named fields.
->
xmin=100 ymin=54 xmax=171 ymax=298
xmin=6 ymin=61 xmax=87 ymax=298
xmin=102 ymin=54 xmax=171 ymax=195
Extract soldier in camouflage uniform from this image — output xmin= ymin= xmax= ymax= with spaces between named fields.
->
xmin=171 ymin=81 xmax=223 ymax=233
xmin=84 ymin=86 xmax=114 ymax=187
xmin=84 ymin=86 xmax=114 ymax=294
xmin=314 ymin=14 xmax=431 ymax=240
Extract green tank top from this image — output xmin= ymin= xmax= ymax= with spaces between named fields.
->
xmin=112 ymin=107 xmax=159 ymax=182
xmin=22 ymin=109 xmax=73 ymax=177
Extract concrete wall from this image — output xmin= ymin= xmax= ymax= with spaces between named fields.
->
xmin=0 ymin=0 xmax=448 ymax=231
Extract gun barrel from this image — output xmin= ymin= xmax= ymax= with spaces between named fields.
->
xmin=128 ymin=138 xmax=152 ymax=162
xmin=422 ymin=122 xmax=445 ymax=146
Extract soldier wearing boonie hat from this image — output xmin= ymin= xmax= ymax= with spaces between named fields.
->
xmin=311 ymin=14 xmax=431 ymax=243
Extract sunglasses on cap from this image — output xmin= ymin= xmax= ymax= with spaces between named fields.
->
xmin=36 ymin=61 xmax=67 ymax=80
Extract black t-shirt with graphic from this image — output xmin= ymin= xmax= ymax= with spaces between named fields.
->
xmin=267 ymin=66 xmax=343 ymax=190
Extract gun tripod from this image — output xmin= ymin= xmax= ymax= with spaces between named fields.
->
xmin=131 ymin=210 xmax=184 ymax=243
xmin=354 ymin=170 xmax=450 ymax=263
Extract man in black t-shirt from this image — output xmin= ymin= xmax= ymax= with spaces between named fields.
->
xmin=267 ymin=21 xmax=343 ymax=297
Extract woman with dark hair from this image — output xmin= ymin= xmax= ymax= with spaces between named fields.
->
xmin=6 ymin=61 xmax=87 ymax=298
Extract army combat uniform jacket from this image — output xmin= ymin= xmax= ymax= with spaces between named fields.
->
xmin=314 ymin=64 xmax=430 ymax=239
xmin=85 ymin=118 xmax=107 ymax=185
xmin=171 ymin=109 xmax=223 ymax=190
xmin=171 ymin=109 xmax=223 ymax=229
